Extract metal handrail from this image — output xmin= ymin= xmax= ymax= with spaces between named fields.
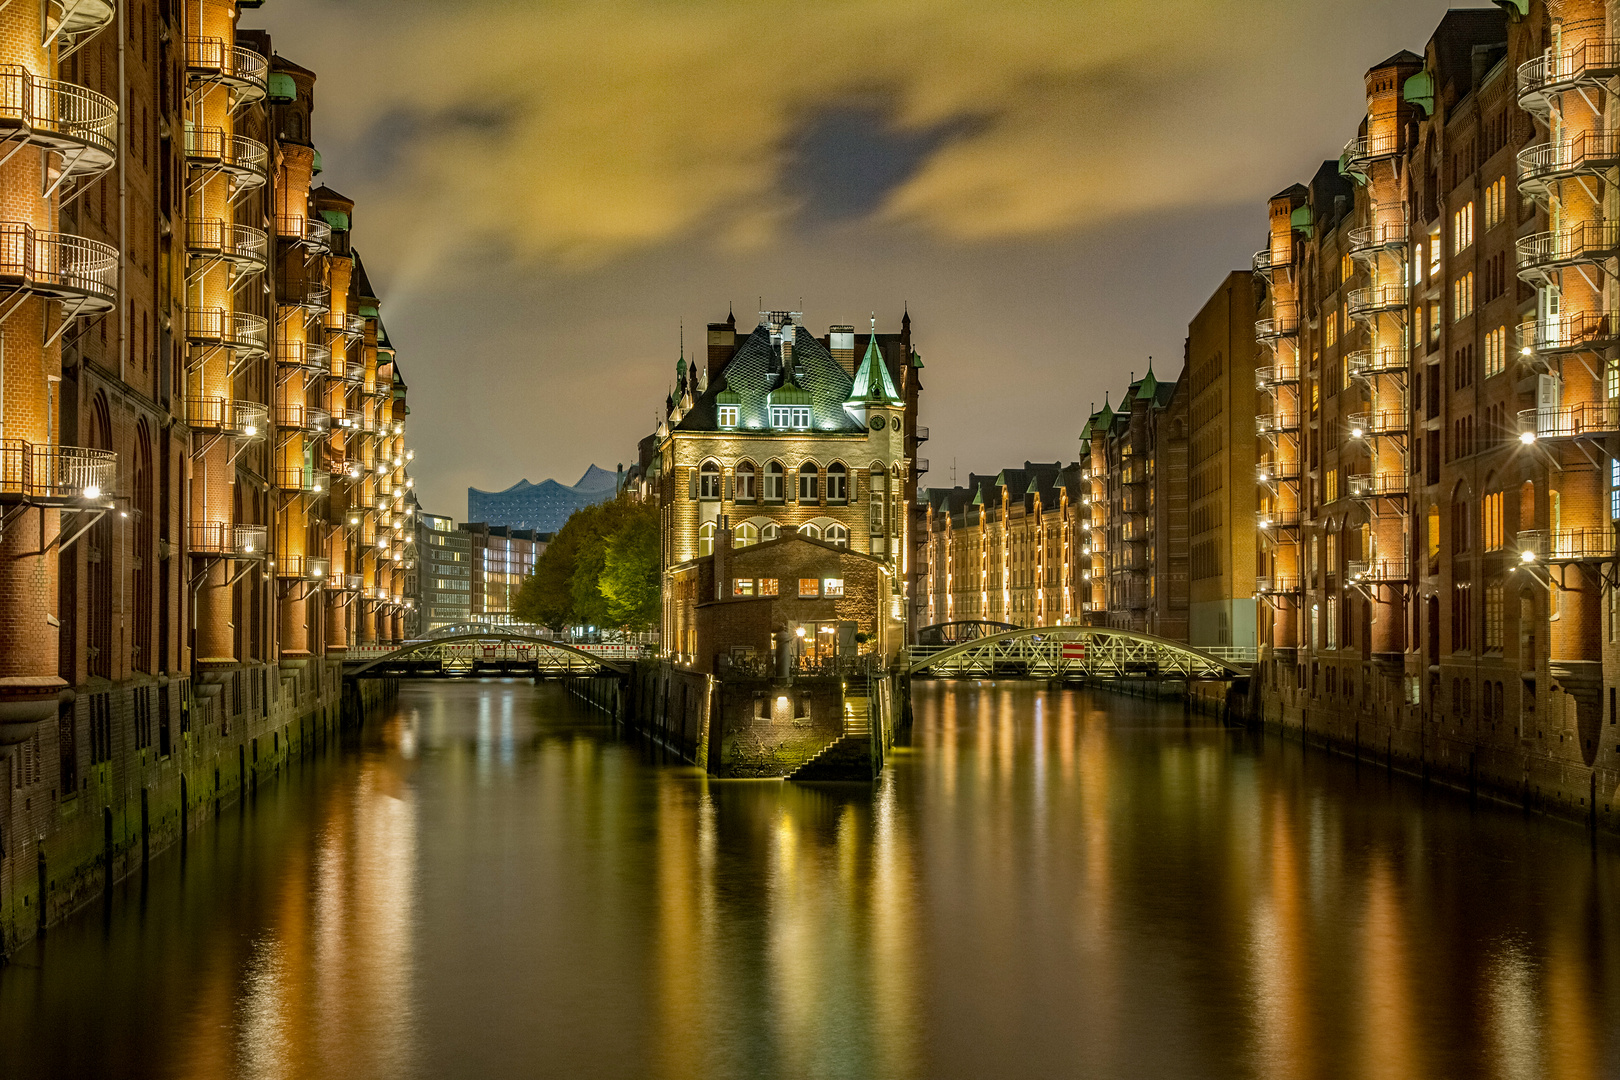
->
xmin=1518 ymin=39 xmax=1620 ymax=107
xmin=1520 ymin=310 xmax=1620 ymax=355
xmin=1342 ymin=129 xmax=1403 ymax=171
xmin=0 ymin=221 xmax=117 ymax=307
xmin=190 ymin=521 xmax=267 ymax=557
xmin=183 ymin=127 xmax=268 ymax=177
xmin=0 ymin=439 xmax=115 ymax=500
xmin=1348 ymin=472 xmax=1410 ymax=498
xmin=186 ymin=397 xmax=267 ymax=437
xmin=1517 ymin=527 xmax=1616 ymax=561
xmin=275 ymin=340 xmax=329 ymax=372
xmin=273 ymin=466 xmax=322 ymax=493
xmin=1346 ymin=283 xmax=1408 ymax=317
xmin=1516 ymin=223 xmax=1620 ymax=271
xmin=1257 ymin=507 xmax=1300 ymax=529
xmin=1255 ymin=303 xmax=1300 ymax=340
xmin=275 ymin=553 xmax=330 ymax=579
xmin=275 ymin=402 xmax=330 ymax=431
xmin=324 ymin=309 xmax=366 ymax=336
xmin=186 ymin=307 xmax=269 ymax=353
xmin=1347 ymin=345 xmax=1408 ymax=378
xmin=1517 ymin=132 xmax=1620 ymax=188
xmin=1258 ymin=460 xmax=1300 ymax=483
xmin=1255 ymin=575 xmax=1301 ymax=594
xmin=184 ymin=37 xmax=269 ymax=93
xmin=1347 ymin=206 xmax=1408 ymax=253
xmin=1257 ymin=412 xmax=1300 ymax=436
xmin=1252 ymin=247 xmax=1291 ymax=276
xmin=0 ymin=64 xmax=116 ymax=161
xmin=279 ymin=277 xmax=330 ymax=310
xmin=1518 ymin=401 xmax=1620 ymax=440
xmin=1255 ymin=363 xmax=1300 ymax=388
xmin=1346 ymin=410 xmax=1408 ymax=437
xmin=1348 ymin=558 xmax=1409 ymax=582
xmin=276 ymin=214 xmax=333 ymax=251
xmin=185 ymin=219 xmax=267 ymax=267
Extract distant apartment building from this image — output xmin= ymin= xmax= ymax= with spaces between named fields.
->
xmin=461 ymin=523 xmax=545 ymax=625
xmin=468 ymin=464 xmax=618 ymax=533
xmin=415 ymin=511 xmax=473 ymax=632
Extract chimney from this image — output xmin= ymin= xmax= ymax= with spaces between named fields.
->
xmin=828 ymin=324 xmax=855 ymax=375
xmin=706 ymin=321 xmax=735 ymax=381
xmin=713 ymin=515 xmax=731 ymax=600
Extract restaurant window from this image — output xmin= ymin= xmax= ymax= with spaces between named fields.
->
xmin=759 ymin=577 xmax=779 ymax=596
xmin=798 ymin=578 xmax=820 ymax=598
xmin=733 ymin=578 xmax=754 ymax=597
xmin=823 ymin=578 xmax=845 ymax=597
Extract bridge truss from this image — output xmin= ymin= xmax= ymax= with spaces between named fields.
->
xmin=907 ymin=626 xmax=1249 ymax=681
xmin=345 ymin=633 xmax=637 ymax=679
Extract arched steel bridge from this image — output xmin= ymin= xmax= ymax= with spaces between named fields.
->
xmin=344 ymin=633 xmax=638 ymax=679
xmin=906 ymin=626 xmax=1250 ymax=681
xmin=915 ymin=620 xmax=1018 ymax=647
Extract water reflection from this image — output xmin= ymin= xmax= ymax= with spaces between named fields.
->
xmin=0 ymin=680 xmax=1617 ymax=1080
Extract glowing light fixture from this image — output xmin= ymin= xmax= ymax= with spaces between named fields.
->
xmin=84 ymin=484 xmax=101 ymax=499
xmin=1520 ymin=430 xmax=1536 ymax=444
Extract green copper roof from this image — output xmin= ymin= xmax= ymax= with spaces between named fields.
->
xmin=312 ymin=149 xmax=322 ymax=174
xmin=319 ymin=208 xmax=348 ymax=231
xmin=910 ymin=349 xmax=924 ymax=369
xmin=268 ymin=72 xmax=297 ymax=103
xmin=1138 ymin=363 xmax=1158 ymax=400
xmin=1403 ymin=69 xmax=1434 ymax=116
xmin=848 ymin=331 xmax=901 ymax=404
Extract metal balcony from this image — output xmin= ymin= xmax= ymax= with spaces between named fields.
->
xmin=187 ymin=397 xmax=267 ymax=441
xmin=1257 ymin=507 xmax=1300 ymax=531
xmin=1348 ymin=558 xmax=1409 ymax=583
xmin=1517 ymin=133 xmax=1620 ymax=198
xmin=1346 ymin=410 xmax=1408 ymax=438
xmin=1252 ymin=247 xmax=1292 ymax=279
xmin=1518 ymin=400 xmax=1620 ymax=441
xmin=46 ymin=1 xmax=117 ymax=61
xmin=1256 ymin=411 xmax=1301 ymax=437
xmin=1518 ymin=39 xmax=1620 ymax=115
xmin=1517 ymin=527 xmax=1615 ymax=563
xmin=914 ymin=425 xmax=929 ymax=442
xmin=324 ymin=310 xmax=366 ymax=337
xmin=0 ymin=222 xmax=117 ymax=313
xmin=277 ymin=214 xmax=333 ymax=253
xmin=1346 ymin=283 xmax=1409 ymax=319
xmin=0 ymin=66 xmax=117 ymax=180
xmin=185 ymin=37 xmax=269 ymax=103
xmin=915 ymin=457 xmax=930 ymax=474
xmin=0 ymin=439 xmax=114 ymax=503
xmin=275 ymin=402 xmax=330 ymax=432
xmin=336 ymin=573 xmax=363 ymax=592
xmin=1520 ymin=310 xmax=1620 ymax=356
xmin=183 ymin=127 xmax=268 ymax=191
xmin=187 ymin=307 xmax=269 ymax=357
xmin=1517 ymin=223 xmax=1620 ymax=278
xmin=1255 ymin=303 xmax=1300 ymax=342
xmin=1341 ymin=130 xmax=1403 ymax=177
xmin=1347 ymin=345 xmax=1408 ymax=380
xmin=1348 ymin=473 xmax=1410 ymax=499
xmin=185 ymin=219 xmax=267 ymax=275
xmin=1255 ymin=362 xmax=1300 ymax=390
xmin=333 ymin=359 xmax=365 ymax=386
xmin=278 ymin=273 xmax=330 ymax=312
xmin=1255 ymin=574 xmax=1301 ymax=595
xmin=1347 ymin=206 xmax=1408 ymax=258
xmin=272 ymin=466 xmax=323 ymax=493
xmin=189 ymin=522 xmax=267 ymax=559
xmin=275 ymin=340 xmax=329 ymax=374
xmin=1257 ymin=460 xmax=1301 ymax=486
xmin=275 ymin=553 xmax=330 ymax=580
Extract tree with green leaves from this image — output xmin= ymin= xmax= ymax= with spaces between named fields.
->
xmin=513 ymin=494 xmax=659 ymax=632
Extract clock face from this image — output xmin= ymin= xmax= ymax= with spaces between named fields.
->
xmin=870 ymin=416 xmax=885 ymax=431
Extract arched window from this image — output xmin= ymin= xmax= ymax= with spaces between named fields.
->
xmin=699 ymin=460 xmax=721 ymax=500
xmin=826 ymin=523 xmax=849 ymax=547
xmin=799 ymin=523 xmax=822 ymax=540
xmin=826 ymin=462 xmax=847 ymax=503
xmin=764 ymin=461 xmax=785 ymax=502
xmin=735 ymin=460 xmax=757 ymax=501
xmin=762 ymin=523 xmax=781 ymax=541
xmin=735 ymin=522 xmax=758 ymax=548
xmin=698 ymin=522 xmax=716 ymax=557
xmin=798 ymin=462 xmax=819 ymax=502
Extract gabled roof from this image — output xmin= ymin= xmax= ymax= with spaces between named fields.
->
xmin=677 ymin=322 xmax=860 ymax=433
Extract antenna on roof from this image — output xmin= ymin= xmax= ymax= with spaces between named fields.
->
xmin=679 ymin=319 xmax=684 ymax=358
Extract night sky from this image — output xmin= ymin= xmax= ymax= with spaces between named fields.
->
xmin=248 ymin=0 xmax=1464 ymax=517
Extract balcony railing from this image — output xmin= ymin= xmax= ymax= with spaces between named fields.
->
xmin=278 ymin=274 xmax=330 ymax=312
xmin=1517 ymin=132 xmax=1620 ymax=194
xmin=276 ymin=214 xmax=333 ymax=252
xmin=0 ymin=65 xmax=116 ymax=175
xmin=189 ymin=522 xmax=267 ymax=559
xmin=0 ymin=222 xmax=117 ymax=312
xmin=1347 ymin=206 xmax=1408 ymax=256
xmin=1257 ymin=460 xmax=1301 ymax=485
xmin=1252 ymin=246 xmax=1291 ymax=278
xmin=1347 ymin=473 xmax=1410 ymax=498
xmin=272 ymin=466 xmax=323 ymax=493
xmin=1348 ymin=558 xmax=1409 ymax=583
xmin=1518 ymin=401 xmax=1620 ymax=440
xmin=1255 ymin=362 xmax=1300 ymax=390
xmin=332 ymin=410 xmax=367 ymax=433
xmin=334 ymin=359 xmax=365 ymax=385
xmin=1342 ymin=129 xmax=1403 ymax=175
xmin=1346 ymin=345 xmax=1408 ymax=379
xmin=1256 ymin=412 xmax=1301 ymax=437
xmin=185 ymin=37 xmax=269 ymax=101
xmin=1520 ymin=310 xmax=1620 ymax=356
xmin=1518 ymin=527 xmax=1615 ymax=562
xmin=185 ymin=219 xmax=267 ymax=273
xmin=0 ymin=439 xmax=115 ymax=501
xmin=275 ymin=553 xmax=330 ymax=580
xmin=324 ymin=310 xmax=366 ymax=337
xmin=1517 ymin=223 xmax=1620 ymax=276
xmin=275 ymin=340 xmax=329 ymax=373
xmin=915 ymin=457 xmax=930 ymax=474
xmin=1346 ymin=283 xmax=1409 ymax=319
xmin=1518 ymin=39 xmax=1620 ymax=114
xmin=183 ymin=127 xmax=268 ymax=188
xmin=1346 ymin=410 xmax=1408 ymax=438
xmin=1255 ymin=574 xmax=1301 ymax=595
xmin=275 ymin=402 xmax=330 ymax=432
xmin=187 ymin=397 xmax=267 ymax=438
xmin=1255 ymin=303 xmax=1300 ymax=342
xmin=1257 ymin=507 xmax=1300 ymax=531
xmin=187 ymin=307 xmax=269 ymax=356
xmin=914 ymin=425 xmax=929 ymax=442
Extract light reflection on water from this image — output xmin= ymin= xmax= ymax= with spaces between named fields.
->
xmin=1 ymin=680 xmax=1618 ymax=1080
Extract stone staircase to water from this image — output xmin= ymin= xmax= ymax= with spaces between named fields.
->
xmin=788 ymin=695 xmax=874 ymax=781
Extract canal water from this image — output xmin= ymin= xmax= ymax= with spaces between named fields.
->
xmin=2 ymin=680 xmax=1618 ymax=1079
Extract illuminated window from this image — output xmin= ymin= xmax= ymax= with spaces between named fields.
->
xmin=790 ymin=406 xmax=811 ymax=429
xmin=797 ymin=463 xmax=819 ymax=501
xmin=764 ymin=461 xmax=785 ymax=501
xmin=698 ymin=522 xmax=715 ymax=557
xmin=759 ymin=577 xmax=779 ymax=596
xmin=699 ymin=460 xmax=721 ymax=499
xmin=1429 ymin=230 xmax=1441 ymax=277
xmin=798 ymin=578 xmax=820 ymax=597
xmin=735 ymin=522 xmax=758 ymax=548
xmin=762 ymin=523 xmax=780 ymax=541
xmin=1325 ymin=311 xmax=1338 ymax=349
xmin=1453 ymin=272 xmax=1474 ymax=321
xmin=1483 ymin=491 xmax=1504 ymax=550
xmin=1452 ymin=201 xmax=1475 ymax=254
xmin=717 ymin=405 xmax=739 ymax=428
xmin=1484 ymin=177 xmax=1507 ymax=229
xmin=735 ymin=461 xmax=756 ymax=500
xmin=799 ymin=523 xmax=822 ymax=540
xmin=733 ymin=578 xmax=755 ymax=596
xmin=1484 ymin=326 xmax=1506 ymax=377
xmin=823 ymin=578 xmax=844 ymax=597
xmin=1340 ymin=253 xmax=1353 ymax=284
xmin=826 ymin=523 xmax=848 ymax=547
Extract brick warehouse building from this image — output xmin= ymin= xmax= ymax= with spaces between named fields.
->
xmin=1253 ymin=0 xmax=1620 ymax=827
xmin=655 ymin=308 xmax=924 ymax=665
xmin=0 ymin=0 xmax=418 ymax=954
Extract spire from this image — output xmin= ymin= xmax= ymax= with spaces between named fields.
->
xmin=848 ymin=315 xmax=901 ymax=404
